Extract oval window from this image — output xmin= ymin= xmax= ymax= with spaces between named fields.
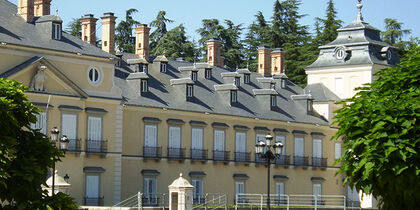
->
xmin=335 ymin=47 xmax=346 ymax=60
xmin=88 ymin=67 xmax=101 ymax=85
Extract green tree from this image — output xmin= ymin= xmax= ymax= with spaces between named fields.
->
xmin=149 ymin=11 xmax=174 ymax=51
xmin=318 ymin=0 xmax=342 ymax=45
xmin=381 ymin=18 xmax=412 ymax=53
xmin=115 ymin=9 xmax=140 ymax=53
xmin=65 ymin=17 xmax=82 ymax=38
xmin=0 ymin=78 xmax=78 ymax=209
xmin=196 ymin=19 xmax=224 ymax=59
xmin=151 ymin=24 xmax=196 ymax=62
xmin=333 ymin=46 xmax=420 ymax=210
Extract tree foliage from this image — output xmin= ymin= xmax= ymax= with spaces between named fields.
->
xmin=149 ymin=11 xmax=174 ymax=51
xmin=65 ymin=18 xmax=81 ymax=38
xmin=0 ymin=78 xmax=78 ymax=209
xmin=381 ymin=18 xmax=412 ymax=54
xmin=333 ymin=46 xmax=420 ymax=210
xmin=316 ymin=0 xmax=342 ymax=45
xmin=116 ymin=9 xmax=140 ymax=53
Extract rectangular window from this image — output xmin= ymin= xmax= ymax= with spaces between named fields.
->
xmin=191 ymin=71 xmax=198 ymax=81
xmin=31 ymin=112 xmax=47 ymax=135
xmin=270 ymin=82 xmax=276 ymax=89
xmin=187 ymin=84 xmax=194 ymax=98
xmin=87 ymin=116 xmax=102 ymax=140
xmin=168 ymin=126 xmax=181 ymax=158
xmin=85 ymin=174 xmax=100 ymax=206
xmin=235 ymin=77 xmax=240 ymax=87
xmin=235 ymin=181 xmax=245 ymax=202
xmin=205 ymin=69 xmax=212 ymax=79
xmin=235 ymin=132 xmax=247 ymax=161
xmin=192 ymin=179 xmax=203 ymax=204
xmin=313 ymin=183 xmax=322 ymax=202
xmin=53 ymin=23 xmax=61 ymax=40
xmin=191 ymin=127 xmax=204 ymax=159
xmin=313 ymin=138 xmax=322 ymax=166
xmin=144 ymin=177 xmax=157 ymax=205
xmin=271 ymin=95 xmax=277 ymax=107
xmin=62 ymin=113 xmax=77 ymax=150
xmin=294 ymin=137 xmax=304 ymax=157
xmin=160 ymin=63 xmax=167 ymax=73
xmin=231 ymin=90 xmax=237 ymax=104
xmin=144 ymin=124 xmax=158 ymax=157
xmin=141 ymin=80 xmax=148 ymax=93
xmin=335 ymin=77 xmax=343 ymax=94
xmin=244 ymin=74 xmax=250 ymax=84
xmin=281 ymin=79 xmax=286 ymax=88
xmin=213 ymin=129 xmax=225 ymax=160
xmin=335 ymin=142 xmax=342 ymax=160
xmin=143 ymin=65 xmax=148 ymax=74
xmin=276 ymin=182 xmax=285 ymax=204
xmin=307 ymin=100 xmax=313 ymax=112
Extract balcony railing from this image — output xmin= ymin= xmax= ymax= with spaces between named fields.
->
xmin=86 ymin=139 xmax=107 ymax=153
xmin=84 ymin=196 xmax=104 ymax=206
xmin=190 ymin=149 xmax=208 ymax=160
xmin=67 ymin=138 xmax=81 ymax=152
xmin=143 ymin=146 xmax=162 ymax=158
xmin=293 ymin=156 xmax=309 ymax=166
xmin=193 ymin=195 xmax=205 ymax=205
xmin=234 ymin=152 xmax=251 ymax=162
xmin=142 ymin=195 xmax=160 ymax=206
xmin=255 ymin=154 xmax=266 ymax=163
xmin=213 ymin=150 xmax=230 ymax=161
xmin=275 ymin=155 xmax=291 ymax=165
xmin=167 ymin=147 xmax=186 ymax=159
xmin=312 ymin=157 xmax=328 ymax=167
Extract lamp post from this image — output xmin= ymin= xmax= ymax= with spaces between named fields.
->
xmin=255 ymin=134 xmax=283 ymax=210
xmin=50 ymin=127 xmax=70 ymax=195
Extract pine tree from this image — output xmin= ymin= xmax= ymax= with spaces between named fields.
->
xmin=381 ymin=18 xmax=411 ymax=54
xmin=149 ymin=11 xmax=174 ymax=52
xmin=318 ymin=0 xmax=342 ymax=44
xmin=115 ymin=9 xmax=140 ymax=53
xmin=65 ymin=17 xmax=81 ymax=38
xmin=244 ymin=12 xmax=271 ymax=71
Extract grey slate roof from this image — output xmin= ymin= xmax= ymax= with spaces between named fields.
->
xmin=114 ymin=54 xmax=329 ymax=126
xmin=304 ymin=83 xmax=340 ymax=102
xmin=0 ymin=0 xmax=115 ymax=59
xmin=306 ymin=4 xmax=398 ymax=70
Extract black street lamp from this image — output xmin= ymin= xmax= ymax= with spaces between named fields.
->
xmin=50 ymin=127 xmax=69 ymax=195
xmin=255 ymin=134 xmax=284 ymax=210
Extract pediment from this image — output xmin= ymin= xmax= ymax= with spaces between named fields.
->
xmin=2 ymin=56 xmax=88 ymax=98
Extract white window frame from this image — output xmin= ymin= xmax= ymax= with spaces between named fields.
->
xmin=187 ymin=84 xmax=194 ymax=98
xmin=235 ymin=77 xmax=240 ymax=87
xmin=244 ymin=74 xmax=250 ymax=84
xmin=168 ymin=126 xmax=181 ymax=149
xmin=85 ymin=174 xmax=100 ymax=205
xmin=87 ymin=67 xmax=102 ymax=86
xmin=141 ymin=80 xmax=148 ymax=93
xmin=307 ymin=100 xmax=313 ymax=112
xmin=143 ymin=177 xmax=157 ymax=203
xmin=192 ymin=179 xmax=203 ymax=204
xmin=205 ymin=69 xmax=212 ymax=79
xmin=191 ymin=71 xmax=198 ymax=81
xmin=231 ymin=90 xmax=237 ymax=103
xmin=271 ymin=95 xmax=277 ymax=107
xmin=235 ymin=181 xmax=245 ymax=202
xmin=335 ymin=142 xmax=342 ymax=160
xmin=294 ymin=136 xmax=304 ymax=157
xmin=313 ymin=183 xmax=322 ymax=202
xmin=142 ymin=64 xmax=148 ymax=74
xmin=161 ymin=63 xmax=167 ymax=73
xmin=144 ymin=124 xmax=158 ymax=148
xmin=53 ymin=23 xmax=61 ymax=40
xmin=87 ymin=115 xmax=102 ymax=141
xmin=276 ymin=182 xmax=285 ymax=204
xmin=191 ymin=127 xmax=204 ymax=159
xmin=281 ymin=79 xmax=286 ymax=88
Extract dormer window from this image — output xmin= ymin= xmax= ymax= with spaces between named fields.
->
xmin=271 ymin=95 xmax=277 ymax=107
xmin=244 ymin=74 xmax=250 ymax=84
xmin=187 ymin=84 xmax=194 ymax=98
xmin=230 ymin=90 xmax=238 ymax=104
xmin=205 ymin=69 xmax=212 ymax=79
xmin=281 ymin=78 xmax=286 ymax=88
xmin=234 ymin=77 xmax=240 ymax=87
xmin=116 ymin=59 xmax=122 ymax=67
xmin=142 ymin=64 xmax=148 ymax=74
xmin=191 ymin=71 xmax=198 ymax=81
xmin=141 ymin=79 xmax=148 ymax=93
xmin=161 ymin=63 xmax=167 ymax=73
xmin=53 ymin=23 xmax=61 ymax=40
xmin=307 ymin=99 xmax=314 ymax=113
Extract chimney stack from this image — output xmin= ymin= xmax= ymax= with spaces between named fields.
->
xmin=34 ymin=0 xmax=51 ymax=17
xmin=135 ymin=24 xmax=150 ymax=61
xmin=270 ymin=48 xmax=285 ymax=75
xmin=206 ymin=38 xmax=224 ymax=67
xmin=101 ymin=12 xmax=117 ymax=54
xmin=258 ymin=46 xmax=272 ymax=77
xmin=18 ymin=0 xmax=34 ymax=23
xmin=80 ymin=14 xmax=98 ymax=46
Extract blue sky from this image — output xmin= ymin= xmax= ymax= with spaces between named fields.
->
xmin=9 ymin=0 xmax=420 ymax=41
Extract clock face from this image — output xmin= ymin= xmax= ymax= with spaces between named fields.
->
xmin=334 ymin=46 xmax=347 ymax=61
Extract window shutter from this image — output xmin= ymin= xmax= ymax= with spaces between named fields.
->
xmin=214 ymin=130 xmax=225 ymax=151
xmin=169 ymin=126 xmax=181 ymax=148
xmin=191 ymin=128 xmax=203 ymax=149
xmin=86 ymin=175 xmax=99 ymax=197
xmin=88 ymin=116 xmax=102 ymax=140
xmin=294 ymin=137 xmax=304 ymax=156
xmin=145 ymin=125 xmax=157 ymax=147
xmin=313 ymin=139 xmax=322 ymax=158
xmin=235 ymin=132 xmax=246 ymax=152
xmin=62 ymin=113 xmax=77 ymax=139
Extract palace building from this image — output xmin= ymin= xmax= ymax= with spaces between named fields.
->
xmin=0 ymin=0 xmax=396 ymax=207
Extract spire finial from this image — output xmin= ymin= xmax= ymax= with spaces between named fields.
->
xmin=356 ymin=0 xmax=364 ymax=22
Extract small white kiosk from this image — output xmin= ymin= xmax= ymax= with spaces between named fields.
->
xmin=44 ymin=170 xmax=71 ymax=195
xmin=168 ymin=173 xmax=194 ymax=210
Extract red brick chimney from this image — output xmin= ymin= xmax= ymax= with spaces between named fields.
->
xmin=34 ymin=0 xmax=51 ymax=17
xmin=18 ymin=0 xmax=34 ymax=23
xmin=80 ymin=14 xmax=98 ymax=46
